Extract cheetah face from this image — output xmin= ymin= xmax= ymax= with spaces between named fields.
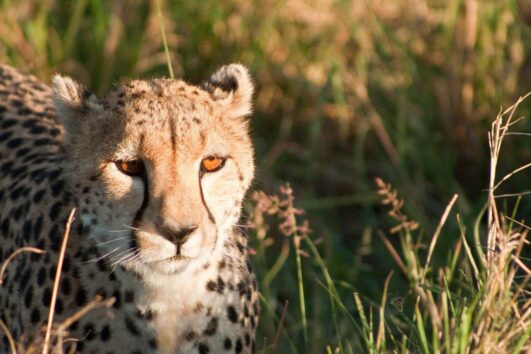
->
xmin=52 ymin=64 xmax=254 ymax=275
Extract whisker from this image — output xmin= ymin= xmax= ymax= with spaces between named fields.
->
xmin=234 ymin=224 xmax=253 ymax=229
xmin=121 ymin=224 xmax=141 ymax=232
xmin=94 ymin=237 xmax=129 ymax=247
xmin=108 ymin=248 xmax=136 ymax=263
xmin=82 ymin=246 xmax=122 ymax=264
xmin=111 ymin=249 xmax=141 ymax=269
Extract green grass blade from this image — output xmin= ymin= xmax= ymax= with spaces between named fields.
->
xmin=294 ymin=237 xmax=309 ymax=353
xmin=414 ymin=306 xmax=430 ymax=354
xmin=156 ymin=0 xmax=174 ymax=78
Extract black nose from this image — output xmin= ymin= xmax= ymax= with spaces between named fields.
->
xmin=163 ymin=225 xmax=198 ymax=246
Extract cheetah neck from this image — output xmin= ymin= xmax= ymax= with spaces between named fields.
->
xmin=125 ymin=228 xmax=250 ymax=353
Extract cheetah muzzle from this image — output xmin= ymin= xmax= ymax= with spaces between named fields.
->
xmin=0 ymin=63 xmax=259 ymax=353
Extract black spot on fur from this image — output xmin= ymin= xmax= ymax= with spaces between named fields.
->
xmin=0 ymin=119 xmax=17 ymax=129
xmin=0 ymin=131 xmax=13 ymax=142
xmin=184 ymin=331 xmax=196 ymax=341
xmin=48 ymin=264 xmax=57 ymax=281
xmin=61 ymin=277 xmax=72 ymax=295
xmin=1 ymin=219 xmax=10 ymax=235
xmin=6 ymin=137 xmax=23 ymax=149
xmin=235 ymin=338 xmax=243 ymax=353
xmin=100 ymin=325 xmax=111 ymax=341
xmin=37 ymin=267 xmax=46 ymax=286
xmin=206 ymin=280 xmax=217 ymax=292
xmin=216 ymin=276 xmax=225 ymax=294
xmin=224 ymin=337 xmax=232 ymax=350
xmin=49 ymin=224 xmax=61 ymax=251
xmin=56 ymin=298 xmax=64 ymax=314
xmin=203 ymin=317 xmax=218 ymax=336
xmin=24 ymin=285 xmax=33 ymax=308
xmin=49 ymin=201 xmax=62 ymax=221
xmin=84 ymin=323 xmax=96 ymax=341
xmin=30 ymin=308 xmax=41 ymax=324
xmin=198 ymin=343 xmax=210 ymax=354
xmin=15 ymin=147 xmax=30 ymax=157
xmin=10 ymin=185 xmax=26 ymax=200
xmin=34 ymin=138 xmax=53 ymax=146
xmin=125 ymin=316 xmax=140 ymax=335
xmin=33 ymin=215 xmax=43 ymax=240
xmin=29 ymin=125 xmax=46 ymax=134
xmin=12 ymin=204 xmax=25 ymax=221
xmin=124 ymin=290 xmax=134 ymax=303
xmin=48 ymin=168 xmax=61 ymax=180
xmin=227 ymin=305 xmax=238 ymax=323
xmin=75 ymin=288 xmax=87 ymax=306
xmin=42 ymin=288 xmax=51 ymax=307
xmin=50 ymin=181 xmax=64 ymax=197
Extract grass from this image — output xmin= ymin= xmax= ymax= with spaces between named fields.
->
xmin=248 ymin=93 xmax=530 ymax=353
xmin=0 ymin=0 xmax=530 ymax=352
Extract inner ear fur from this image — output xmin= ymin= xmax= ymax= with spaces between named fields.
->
xmin=52 ymin=75 xmax=101 ymax=140
xmin=202 ymin=63 xmax=254 ymax=118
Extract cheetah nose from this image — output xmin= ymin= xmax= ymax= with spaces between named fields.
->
xmin=164 ymin=224 xmax=198 ymax=246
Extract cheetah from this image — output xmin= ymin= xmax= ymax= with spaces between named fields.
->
xmin=0 ymin=63 xmax=259 ymax=353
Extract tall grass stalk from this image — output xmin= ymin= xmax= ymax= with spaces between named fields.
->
xmin=156 ymin=0 xmax=174 ymax=78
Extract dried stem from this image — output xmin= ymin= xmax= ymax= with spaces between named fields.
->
xmin=0 ymin=247 xmax=45 ymax=285
xmin=42 ymin=208 xmax=76 ymax=354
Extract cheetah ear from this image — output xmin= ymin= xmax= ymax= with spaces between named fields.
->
xmin=52 ymin=75 xmax=102 ymax=137
xmin=202 ymin=64 xmax=254 ymax=118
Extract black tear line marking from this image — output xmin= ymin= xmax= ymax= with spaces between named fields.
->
xmin=130 ymin=134 xmax=148 ymax=251
xmin=198 ymin=171 xmax=216 ymax=225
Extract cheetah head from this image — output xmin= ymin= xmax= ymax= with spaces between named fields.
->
xmin=52 ymin=64 xmax=254 ymax=276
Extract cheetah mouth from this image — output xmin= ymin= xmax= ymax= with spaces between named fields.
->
xmin=167 ymin=255 xmax=191 ymax=262
xmin=147 ymin=254 xmax=191 ymax=264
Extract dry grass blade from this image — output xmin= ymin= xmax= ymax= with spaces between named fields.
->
xmin=422 ymin=194 xmax=459 ymax=280
xmin=504 ymin=216 xmax=531 ymax=231
xmin=42 ymin=208 xmax=76 ymax=354
xmin=270 ymin=300 xmax=289 ymax=354
xmin=472 ymin=92 xmax=531 ymax=352
xmin=0 ymin=318 xmax=17 ymax=354
xmin=511 ymin=255 xmax=531 ymax=276
xmin=378 ymin=231 xmax=408 ymax=276
xmin=0 ymin=247 xmax=45 ymax=285
xmin=493 ymin=162 xmax=531 ymax=191
xmin=56 ymin=296 xmax=115 ymax=334
xmin=487 ymin=93 xmax=530 ymax=266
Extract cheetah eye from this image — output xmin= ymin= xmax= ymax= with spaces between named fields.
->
xmin=116 ymin=160 xmax=145 ymax=176
xmin=201 ymin=156 xmax=225 ymax=173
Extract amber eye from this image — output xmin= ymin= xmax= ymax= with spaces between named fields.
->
xmin=201 ymin=156 xmax=225 ymax=173
xmin=116 ymin=160 xmax=145 ymax=176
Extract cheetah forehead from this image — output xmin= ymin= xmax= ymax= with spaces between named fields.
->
xmin=104 ymin=79 xmax=212 ymax=124
xmin=54 ymin=63 xmax=254 ymax=151
xmin=95 ymin=81 xmax=249 ymax=158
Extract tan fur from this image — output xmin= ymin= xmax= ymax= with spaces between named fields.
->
xmin=0 ymin=64 xmax=259 ymax=353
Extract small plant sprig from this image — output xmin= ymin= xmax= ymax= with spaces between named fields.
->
xmin=248 ymin=184 xmax=312 ymax=352
xmin=375 ymin=177 xmax=419 ymax=234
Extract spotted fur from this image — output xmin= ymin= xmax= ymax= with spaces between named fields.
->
xmin=0 ymin=64 xmax=259 ymax=353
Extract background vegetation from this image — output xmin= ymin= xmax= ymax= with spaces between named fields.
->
xmin=1 ymin=0 xmax=530 ymax=353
